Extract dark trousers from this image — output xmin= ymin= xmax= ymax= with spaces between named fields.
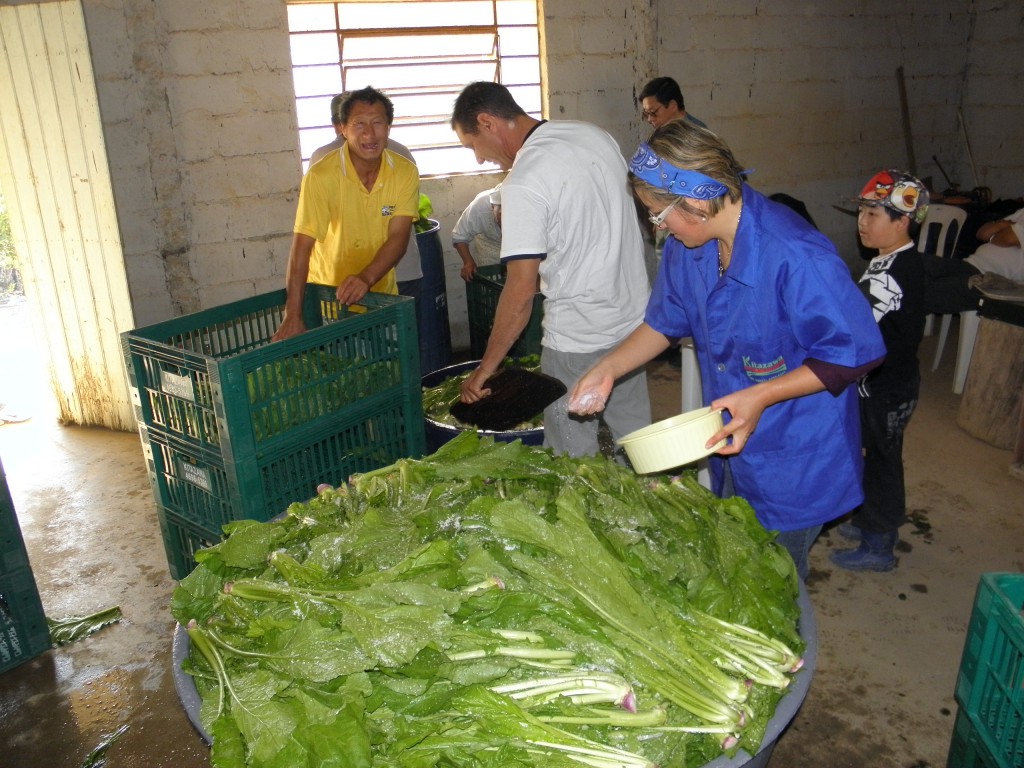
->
xmin=854 ymin=384 xmax=918 ymax=534
xmin=921 ymin=255 xmax=982 ymax=314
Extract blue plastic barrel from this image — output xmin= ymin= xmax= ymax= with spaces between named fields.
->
xmin=414 ymin=220 xmax=452 ymax=376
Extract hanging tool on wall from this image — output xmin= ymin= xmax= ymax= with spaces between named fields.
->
xmin=896 ymin=66 xmax=917 ymax=176
xmin=958 ymin=108 xmax=992 ymax=204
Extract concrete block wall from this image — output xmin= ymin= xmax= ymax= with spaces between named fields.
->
xmin=542 ymin=1 xmax=657 ymax=158
xmin=654 ymin=0 xmax=1023 ymax=269
xmin=83 ymin=0 xmax=298 ymax=328
xmin=962 ymin=3 xmax=1024 ymax=196
xmin=80 ymin=0 xmax=1023 ymax=344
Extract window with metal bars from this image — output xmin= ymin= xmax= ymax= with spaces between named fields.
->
xmin=287 ymin=0 xmax=542 ymax=177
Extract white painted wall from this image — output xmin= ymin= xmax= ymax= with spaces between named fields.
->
xmin=71 ymin=0 xmax=1024 ymax=350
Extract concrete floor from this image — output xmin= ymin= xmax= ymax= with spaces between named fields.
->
xmin=0 ymin=296 xmax=1022 ymax=767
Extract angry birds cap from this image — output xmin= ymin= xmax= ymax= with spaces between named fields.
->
xmin=855 ymin=169 xmax=930 ymax=223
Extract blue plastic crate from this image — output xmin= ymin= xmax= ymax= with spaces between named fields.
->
xmin=954 ymin=573 xmax=1024 ymax=768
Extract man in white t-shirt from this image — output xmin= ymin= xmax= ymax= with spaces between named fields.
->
xmin=450 ymin=81 xmax=651 ymax=458
xmin=452 ymin=184 xmax=503 ymax=281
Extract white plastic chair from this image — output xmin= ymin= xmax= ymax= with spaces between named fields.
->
xmin=918 ymin=204 xmax=968 ymax=368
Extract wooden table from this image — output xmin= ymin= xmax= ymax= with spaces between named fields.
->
xmin=957 ymin=300 xmax=1024 ymax=463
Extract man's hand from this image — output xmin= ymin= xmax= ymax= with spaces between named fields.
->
xmin=336 ymin=275 xmax=370 ymax=305
xmin=272 ymin=313 xmax=307 ymax=342
xmin=460 ymin=366 xmax=494 ymax=403
xmin=454 ymin=243 xmax=478 ymax=282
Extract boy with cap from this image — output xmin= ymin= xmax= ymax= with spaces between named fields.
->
xmin=831 ymin=170 xmax=928 ymax=572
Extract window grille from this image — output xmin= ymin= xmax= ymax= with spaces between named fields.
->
xmin=287 ymin=0 xmax=542 ymax=176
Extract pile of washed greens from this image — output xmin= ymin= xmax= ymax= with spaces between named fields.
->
xmin=172 ymin=432 xmax=803 ymax=768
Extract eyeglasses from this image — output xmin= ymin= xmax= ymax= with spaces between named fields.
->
xmin=648 ymin=198 xmax=679 ymax=227
xmin=641 ymin=105 xmax=663 ymax=120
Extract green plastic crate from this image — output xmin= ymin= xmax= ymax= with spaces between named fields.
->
xmin=155 ymin=506 xmax=222 ymax=581
xmin=954 ymin=573 xmax=1024 ymax=768
xmin=948 ymin=708 xmax=1004 ymax=768
xmin=140 ymin=394 xmax=416 ymax=532
xmin=466 ymin=264 xmax=543 ymax=360
xmin=1 ymin=459 xmax=32 ymax=574
xmin=123 ymin=289 xmax=426 ymax=577
xmin=122 ymin=288 xmax=423 ymax=457
xmin=0 ymin=567 xmax=50 ymax=674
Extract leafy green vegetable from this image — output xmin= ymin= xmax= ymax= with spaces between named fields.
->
xmin=172 ymin=432 xmax=802 ymax=767
xmin=247 ymin=351 xmax=399 ymax=441
xmin=78 ymin=723 xmax=129 ymax=768
xmin=47 ymin=605 xmax=122 ymax=647
xmin=415 ymin=194 xmax=435 ymax=234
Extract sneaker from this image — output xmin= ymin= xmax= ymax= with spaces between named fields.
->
xmin=830 ymin=544 xmax=896 ymax=572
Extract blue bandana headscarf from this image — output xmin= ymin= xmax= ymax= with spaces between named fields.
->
xmin=628 ymin=143 xmax=729 ymax=200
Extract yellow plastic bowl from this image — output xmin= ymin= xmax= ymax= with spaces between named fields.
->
xmin=617 ymin=406 xmax=726 ymax=474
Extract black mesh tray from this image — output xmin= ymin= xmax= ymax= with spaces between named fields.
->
xmin=450 ymin=367 xmax=566 ymax=432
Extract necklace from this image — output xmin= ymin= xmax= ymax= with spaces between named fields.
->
xmin=717 ymin=203 xmax=743 ymax=277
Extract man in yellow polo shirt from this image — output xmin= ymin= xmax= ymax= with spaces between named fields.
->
xmin=273 ymin=87 xmax=419 ymax=341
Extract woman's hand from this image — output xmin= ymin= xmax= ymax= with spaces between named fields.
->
xmin=568 ymin=365 xmax=615 ymax=415
xmin=707 ymin=365 xmax=827 ymax=455
xmin=708 ymin=387 xmax=769 ymax=455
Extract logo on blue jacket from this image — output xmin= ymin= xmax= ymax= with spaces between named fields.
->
xmin=742 ymin=355 xmax=787 ymax=382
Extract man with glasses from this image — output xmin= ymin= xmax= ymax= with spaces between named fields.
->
xmin=638 ymin=77 xmax=708 ymax=363
xmin=450 ymin=81 xmax=651 ymax=459
xmin=638 ymin=76 xmax=706 ymax=130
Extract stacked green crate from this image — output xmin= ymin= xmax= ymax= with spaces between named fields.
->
xmin=948 ymin=573 xmax=1024 ymax=768
xmin=0 ymin=458 xmax=51 ymax=674
xmin=122 ymin=288 xmax=425 ymax=579
xmin=466 ymin=264 xmax=543 ymax=360
xmin=947 ymin=708 xmax=1002 ymax=768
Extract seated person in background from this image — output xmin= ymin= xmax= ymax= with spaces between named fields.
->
xmin=922 ymin=203 xmax=1024 ymax=314
xmin=831 ymin=170 xmax=928 ymax=573
xmin=452 ymin=184 xmax=503 ymax=282
xmin=638 ymin=76 xmax=707 ymax=130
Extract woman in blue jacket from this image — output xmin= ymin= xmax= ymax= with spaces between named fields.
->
xmin=569 ymin=120 xmax=885 ymax=580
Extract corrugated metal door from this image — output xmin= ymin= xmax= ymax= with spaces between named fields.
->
xmin=0 ymin=0 xmax=135 ymax=430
